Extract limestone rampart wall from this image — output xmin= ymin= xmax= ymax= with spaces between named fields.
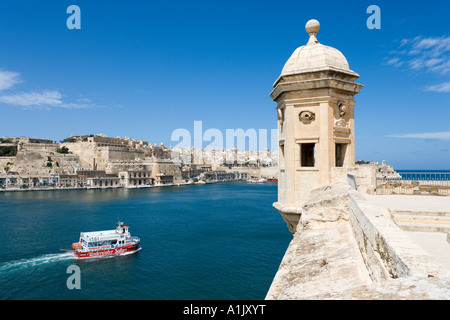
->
xmin=3 ymin=147 xmax=83 ymax=176
xmin=22 ymin=143 xmax=58 ymax=151
xmin=267 ymin=183 xmax=450 ymax=299
xmin=62 ymin=142 xmax=146 ymax=171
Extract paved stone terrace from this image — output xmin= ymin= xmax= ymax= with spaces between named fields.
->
xmin=366 ymin=194 xmax=450 ymax=270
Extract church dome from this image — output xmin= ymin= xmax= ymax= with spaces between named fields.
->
xmin=280 ymin=19 xmax=351 ymax=76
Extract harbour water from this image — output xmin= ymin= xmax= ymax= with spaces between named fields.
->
xmin=0 ymin=182 xmax=291 ymax=300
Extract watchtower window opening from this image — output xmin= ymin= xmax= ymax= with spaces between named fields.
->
xmin=300 ymin=143 xmax=315 ymax=167
xmin=279 ymin=144 xmax=285 ymax=164
xmin=335 ymin=143 xmax=347 ymax=167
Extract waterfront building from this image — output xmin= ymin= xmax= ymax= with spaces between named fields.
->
xmin=203 ymin=170 xmax=237 ymax=182
xmin=151 ymin=159 xmax=183 ymax=183
xmin=119 ymin=170 xmax=154 ymax=187
xmin=0 ymin=174 xmax=9 ymax=187
xmin=49 ymin=174 xmax=59 ymax=185
xmin=181 ymin=164 xmax=206 ymax=180
xmin=87 ymin=176 xmax=121 ymax=188
xmin=154 ymin=173 xmax=174 ymax=185
xmin=75 ymin=170 xmax=106 ymax=185
xmin=0 ymin=172 xmax=20 ymax=187
xmin=232 ymin=171 xmax=248 ymax=180
xmin=59 ymin=174 xmax=78 ymax=186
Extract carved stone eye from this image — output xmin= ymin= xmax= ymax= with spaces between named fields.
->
xmin=299 ymin=111 xmax=315 ymax=124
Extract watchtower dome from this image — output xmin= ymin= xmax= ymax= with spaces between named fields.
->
xmin=281 ymin=19 xmax=351 ymax=76
xmin=271 ymin=19 xmax=363 ymax=233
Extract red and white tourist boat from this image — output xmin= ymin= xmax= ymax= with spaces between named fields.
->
xmin=71 ymin=222 xmax=140 ymax=258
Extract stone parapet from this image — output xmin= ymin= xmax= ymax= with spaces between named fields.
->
xmin=266 ymin=182 xmax=450 ymax=300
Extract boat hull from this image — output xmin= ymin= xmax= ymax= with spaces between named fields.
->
xmin=75 ymin=242 xmax=140 ymax=259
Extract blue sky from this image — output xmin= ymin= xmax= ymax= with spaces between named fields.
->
xmin=0 ymin=0 xmax=449 ymax=169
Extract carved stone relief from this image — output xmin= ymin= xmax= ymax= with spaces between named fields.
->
xmin=299 ymin=110 xmax=315 ymax=124
xmin=334 ymin=102 xmax=348 ymax=127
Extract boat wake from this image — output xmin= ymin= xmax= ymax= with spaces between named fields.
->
xmin=0 ymin=247 xmax=142 ymax=273
xmin=0 ymin=252 xmax=74 ymax=275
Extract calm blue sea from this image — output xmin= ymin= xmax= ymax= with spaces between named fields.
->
xmin=397 ymin=170 xmax=450 ymax=181
xmin=0 ymin=182 xmax=291 ymax=300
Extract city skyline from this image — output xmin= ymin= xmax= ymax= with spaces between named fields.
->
xmin=0 ymin=1 xmax=449 ymax=169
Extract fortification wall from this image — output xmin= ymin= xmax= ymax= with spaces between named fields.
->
xmin=0 ymin=157 xmax=15 ymax=173
xmin=9 ymin=149 xmax=83 ymax=175
xmin=60 ymin=142 xmax=96 ymax=169
xmin=61 ymin=143 xmax=146 ymax=170
xmin=266 ymin=183 xmax=450 ymax=299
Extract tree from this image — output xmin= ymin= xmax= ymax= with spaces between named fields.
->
xmin=0 ymin=146 xmax=17 ymax=157
xmin=56 ymin=146 xmax=69 ymax=154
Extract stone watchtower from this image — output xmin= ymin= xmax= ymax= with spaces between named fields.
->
xmin=271 ymin=19 xmax=363 ymax=233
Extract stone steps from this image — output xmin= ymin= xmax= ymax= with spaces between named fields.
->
xmin=393 ymin=214 xmax=450 ymax=225
xmin=391 ymin=211 xmax=450 ymax=217
xmin=390 ymin=210 xmax=450 ymax=233
xmin=395 ymin=222 xmax=450 ymax=233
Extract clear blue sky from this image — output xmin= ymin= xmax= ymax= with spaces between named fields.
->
xmin=0 ymin=0 xmax=449 ymax=169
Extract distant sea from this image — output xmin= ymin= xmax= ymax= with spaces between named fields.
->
xmin=397 ymin=170 xmax=450 ymax=181
xmin=0 ymin=182 xmax=291 ymax=300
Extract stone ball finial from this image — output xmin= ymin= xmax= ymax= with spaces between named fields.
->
xmin=305 ymin=19 xmax=320 ymax=44
xmin=305 ymin=19 xmax=320 ymax=35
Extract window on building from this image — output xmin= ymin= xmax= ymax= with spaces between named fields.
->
xmin=301 ymin=143 xmax=315 ymax=167
xmin=335 ymin=143 xmax=347 ymax=167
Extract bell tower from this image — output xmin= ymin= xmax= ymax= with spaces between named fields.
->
xmin=271 ymin=19 xmax=363 ymax=233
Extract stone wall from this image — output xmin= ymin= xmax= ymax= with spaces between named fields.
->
xmin=0 ymin=157 xmax=15 ymax=173
xmin=266 ymin=182 xmax=450 ymax=299
xmin=60 ymin=142 xmax=145 ymax=171
xmin=332 ymin=165 xmax=377 ymax=195
xmin=7 ymin=148 xmax=82 ymax=176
